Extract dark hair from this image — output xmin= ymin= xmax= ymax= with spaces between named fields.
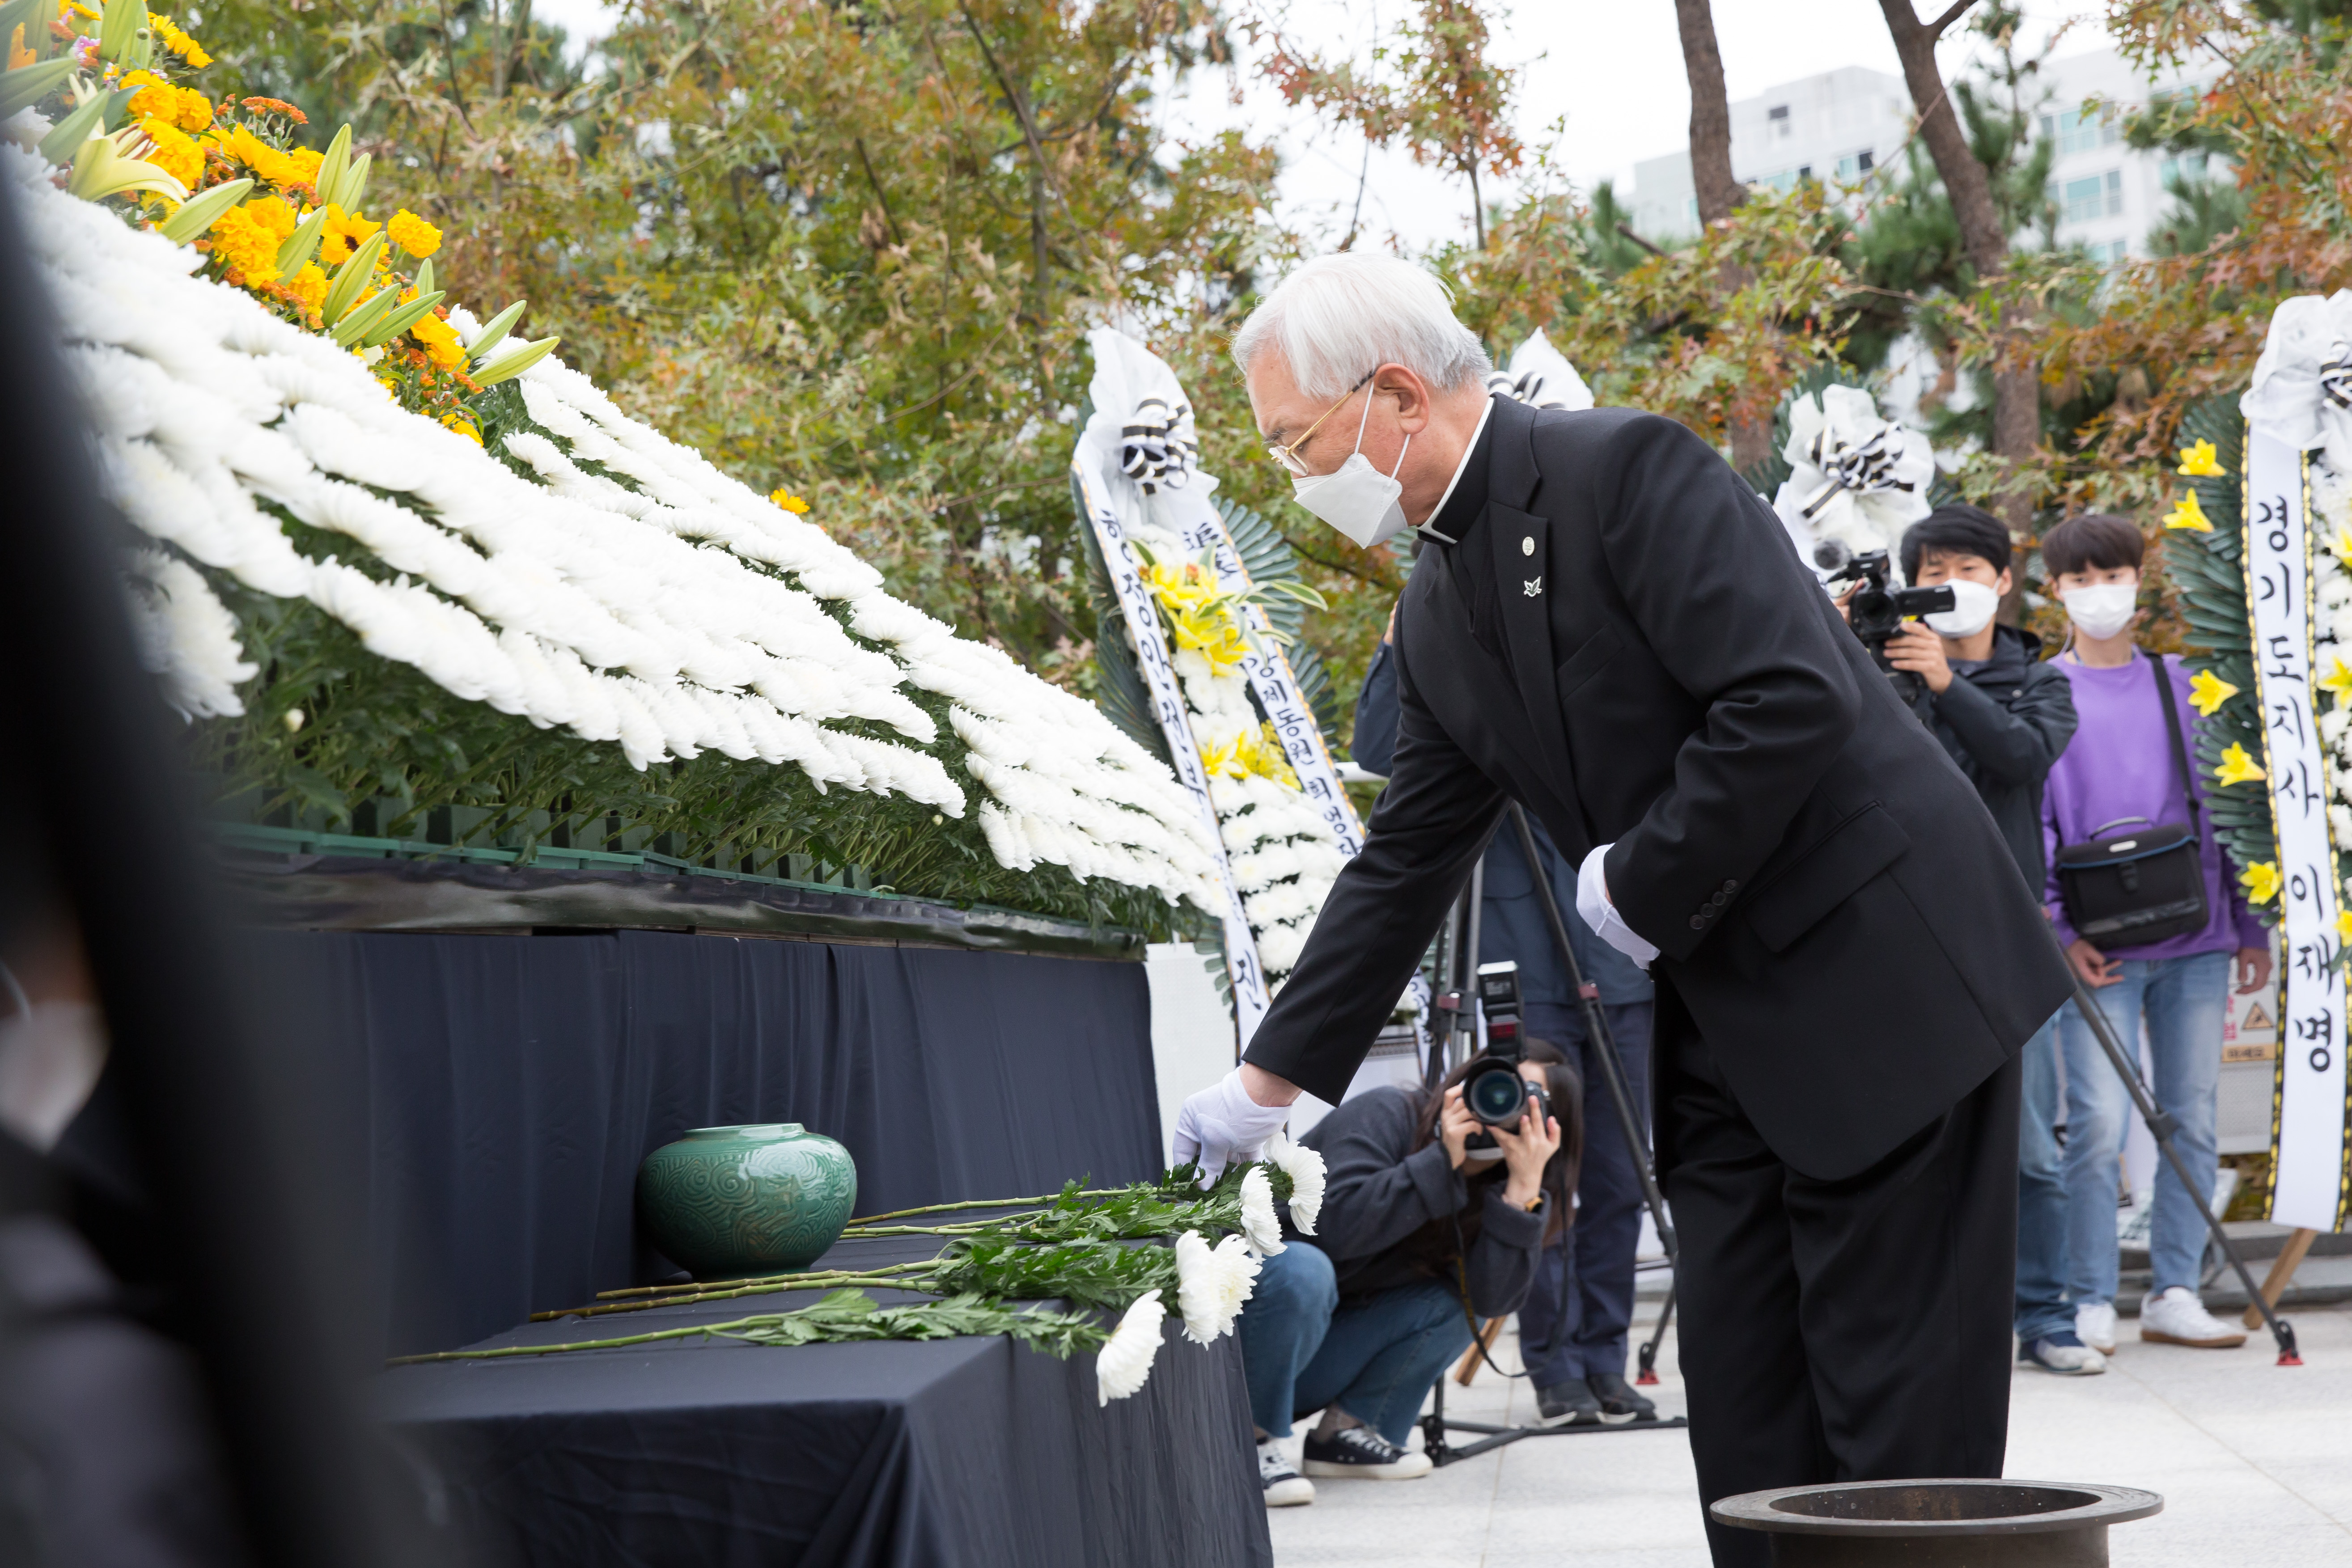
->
xmin=1900 ymin=504 xmax=2012 ymax=582
xmin=2040 ymin=513 xmax=2145 ymax=578
xmin=1407 ymin=1037 xmax=1585 ymax=1252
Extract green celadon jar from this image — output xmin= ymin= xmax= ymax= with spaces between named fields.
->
xmin=636 ymin=1123 xmax=859 ymax=1279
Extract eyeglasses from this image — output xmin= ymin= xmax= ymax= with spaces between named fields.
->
xmin=1264 ymin=368 xmax=1377 ymax=477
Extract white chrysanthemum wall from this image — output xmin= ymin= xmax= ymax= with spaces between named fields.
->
xmin=19 ymin=145 xmax=1222 ymax=925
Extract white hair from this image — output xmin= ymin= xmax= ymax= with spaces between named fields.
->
xmin=1232 ymin=252 xmax=1492 ymax=399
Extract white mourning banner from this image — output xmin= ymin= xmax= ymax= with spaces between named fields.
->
xmin=2243 ymin=427 xmax=2352 ymax=1231
xmin=1070 ymin=450 xmax=1271 ymax=1044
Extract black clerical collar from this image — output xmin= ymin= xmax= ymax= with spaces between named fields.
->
xmin=1415 ymin=395 xmax=1498 ymax=546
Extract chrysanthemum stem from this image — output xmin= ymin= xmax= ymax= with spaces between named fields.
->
xmin=554 ymin=1267 xmax=935 ymax=1319
xmin=591 ymin=1259 xmax=928 ymax=1303
xmin=845 ymin=1191 xmax=1124 ymax=1225
xmin=388 ymin=1313 xmax=804 ymax=1365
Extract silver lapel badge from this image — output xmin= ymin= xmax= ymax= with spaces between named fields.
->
xmin=1523 ymin=576 xmax=1543 ymax=597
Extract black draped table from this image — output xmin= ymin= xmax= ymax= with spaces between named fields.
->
xmin=246 ymin=922 xmax=1269 ymax=1564
xmin=375 ymin=1231 xmax=1273 ymax=1568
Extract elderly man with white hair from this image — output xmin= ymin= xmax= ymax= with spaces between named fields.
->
xmin=1171 ymin=253 xmax=2071 ymax=1565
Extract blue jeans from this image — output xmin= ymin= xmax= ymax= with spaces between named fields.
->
xmin=2013 ymin=1013 xmax=2072 ymax=1342
xmin=1236 ymin=1243 xmax=1474 ymax=1447
xmin=1518 ymin=1000 xmax=1652 ymax=1383
xmin=2059 ymin=950 xmax=2228 ymax=1303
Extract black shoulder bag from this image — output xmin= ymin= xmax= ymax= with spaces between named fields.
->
xmin=2053 ymin=653 xmax=2210 ymax=951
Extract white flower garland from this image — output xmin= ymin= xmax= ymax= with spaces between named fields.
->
xmin=1771 ymin=384 xmax=1935 ymax=581
xmin=1127 ymin=515 xmax=1349 ymax=983
xmin=20 ymin=148 xmax=1220 ymax=911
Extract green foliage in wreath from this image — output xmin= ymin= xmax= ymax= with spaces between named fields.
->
xmin=2162 ymin=393 xmax=2278 ymax=920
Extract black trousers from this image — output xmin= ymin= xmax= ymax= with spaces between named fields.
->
xmin=1654 ymin=978 xmax=2020 ymax=1568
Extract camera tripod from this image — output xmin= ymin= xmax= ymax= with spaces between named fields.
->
xmin=2051 ymin=935 xmax=2301 ymax=1366
xmin=1416 ymin=804 xmax=1690 ymax=1466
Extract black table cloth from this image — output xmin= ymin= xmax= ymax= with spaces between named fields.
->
xmin=377 ymin=1233 xmax=1273 ymax=1568
xmin=263 ymin=928 xmax=1162 ymax=1358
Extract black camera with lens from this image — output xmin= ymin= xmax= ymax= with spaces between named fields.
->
xmin=1816 ymin=543 xmax=1955 ymax=705
xmin=1460 ymin=961 xmax=1548 ymax=1161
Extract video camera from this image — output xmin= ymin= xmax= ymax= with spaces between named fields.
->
xmin=1460 ymin=961 xmax=1550 ymax=1161
xmin=1816 ymin=542 xmax=1954 ymax=705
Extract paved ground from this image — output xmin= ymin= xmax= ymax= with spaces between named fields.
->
xmin=1265 ymin=1296 xmax=2352 ymax=1567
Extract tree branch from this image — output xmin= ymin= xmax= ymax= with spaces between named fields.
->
xmin=1925 ymin=0 xmax=1979 ymax=41
xmin=1616 ymin=222 xmax=1667 ymax=258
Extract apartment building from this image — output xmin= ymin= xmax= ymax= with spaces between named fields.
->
xmin=1625 ymin=47 xmax=2213 ymax=261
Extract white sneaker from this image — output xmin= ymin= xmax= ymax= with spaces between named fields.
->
xmin=2075 ymin=1301 xmax=2118 ymax=1354
xmin=1302 ymin=1424 xmax=1434 ymax=1479
xmin=1258 ymin=1438 xmax=1315 ymax=1506
xmin=2140 ymin=1287 xmax=2249 ymax=1348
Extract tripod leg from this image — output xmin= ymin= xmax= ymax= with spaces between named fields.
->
xmin=1636 ymin=1285 xmax=1675 ymax=1386
xmin=1507 ymin=804 xmax=1676 ymax=1267
xmin=2060 ymin=955 xmax=2302 ymax=1365
xmin=1454 ymin=1317 xmax=1506 ymax=1386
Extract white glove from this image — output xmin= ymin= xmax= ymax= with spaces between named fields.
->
xmin=1170 ymin=1068 xmax=1296 ymax=1183
xmin=1577 ymin=842 xmax=1659 ymax=969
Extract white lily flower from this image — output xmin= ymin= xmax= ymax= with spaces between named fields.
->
xmin=1264 ymin=1132 xmax=1326 ymax=1236
xmin=1174 ymin=1229 xmax=1260 ymax=1345
xmin=1237 ymin=1166 xmax=1287 ymax=1257
xmin=1095 ymin=1288 xmax=1167 ymax=1405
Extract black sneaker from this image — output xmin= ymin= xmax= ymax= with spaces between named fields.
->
xmin=1535 ymin=1378 xmax=1603 ymax=1427
xmin=1301 ymin=1424 xmax=1433 ymax=1479
xmin=1258 ymin=1437 xmax=1315 ymax=1506
xmin=1590 ymin=1371 xmax=1658 ymax=1422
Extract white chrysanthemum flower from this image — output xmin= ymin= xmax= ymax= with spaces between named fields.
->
xmin=1174 ymin=1229 xmax=1259 ymax=1344
xmin=1265 ymin=1132 xmax=1326 ymax=1236
xmin=1237 ymin=1166 xmax=1287 ymax=1257
xmin=1096 ymin=1288 xmax=1167 ymax=1405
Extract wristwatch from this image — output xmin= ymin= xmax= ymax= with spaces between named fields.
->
xmin=1520 ymin=1192 xmax=1544 ymax=1213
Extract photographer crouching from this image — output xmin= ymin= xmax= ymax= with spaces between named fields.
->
xmin=1243 ymin=1043 xmax=1583 ymax=1505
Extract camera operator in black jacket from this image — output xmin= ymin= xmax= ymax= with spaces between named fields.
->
xmin=1882 ymin=504 xmax=2088 ymax=1376
xmin=1882 ymin=506 xmax=2078 ymax=886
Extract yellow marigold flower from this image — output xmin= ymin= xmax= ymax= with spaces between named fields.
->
xmin=2187 ymin=667 xmax=2239 ymax=715
xmin=2215 ymin=742 xmax=2267 ymax=788
xmin=205 ymin=203 xmax=281 ymax=284
xmin=440 ymin=412 xmax=483 ymax=445
xmin=2163 ymin=490 xmax=2213 ymax=533
xmin=284 ymin=261 xmax=328 ymax=317
xmin=288 ymin=145 xmax=322 ymax=185
xmin=408 ymin=309 xmax=466 ymax=371
xmin=220 ymin=124 xmax=312 ymax=193
xmin=139 ymin=118 xmax=203 ymax=190
xmin=152 ymin=13 xmax=212 ymax=68
xmin=386 ymin=209 xmax=442 ymax=259
xmin=2241 ymin=861 xmax=2281 ymax=906
xmin=2178 ymin=439 xmax=2225 ymax=478
xmin=769 ymin=488 xmax=810 ymax=513
xmin=243 ymin=194 xmax=299 ymax=243
xmin=318 ymin=202 xmax=381 ymax=266
xmin=123 ymin=74 xmax=208 ymax=131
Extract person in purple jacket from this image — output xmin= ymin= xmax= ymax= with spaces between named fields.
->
xmin=2038 ymin=513 xmax=2273 ymax=1355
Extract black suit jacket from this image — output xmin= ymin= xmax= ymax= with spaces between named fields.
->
xmin=1242 ymin=396 xmax=2071 ymax=1181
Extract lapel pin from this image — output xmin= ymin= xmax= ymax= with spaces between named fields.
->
xmin=1524 ymin=576 xmax=1543 ymax=597
xmin=1521 ymin=536 xmax=1535 ymax=556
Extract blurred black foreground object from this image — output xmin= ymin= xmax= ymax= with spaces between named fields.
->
xmin=0 ymin=178 xmax=438 ymax=1564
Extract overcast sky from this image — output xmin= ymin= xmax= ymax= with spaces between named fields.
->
xmin=532 ymin=0 xmax=2105 ymax=251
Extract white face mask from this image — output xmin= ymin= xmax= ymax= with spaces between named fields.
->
xmin=1289 ymin=386 xmax=1412 ymax=548
xmin=2062 ymin=582 xmax=2139 ymax=641
xmin=1924 ymin=579 xmax=2000 ymax=638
